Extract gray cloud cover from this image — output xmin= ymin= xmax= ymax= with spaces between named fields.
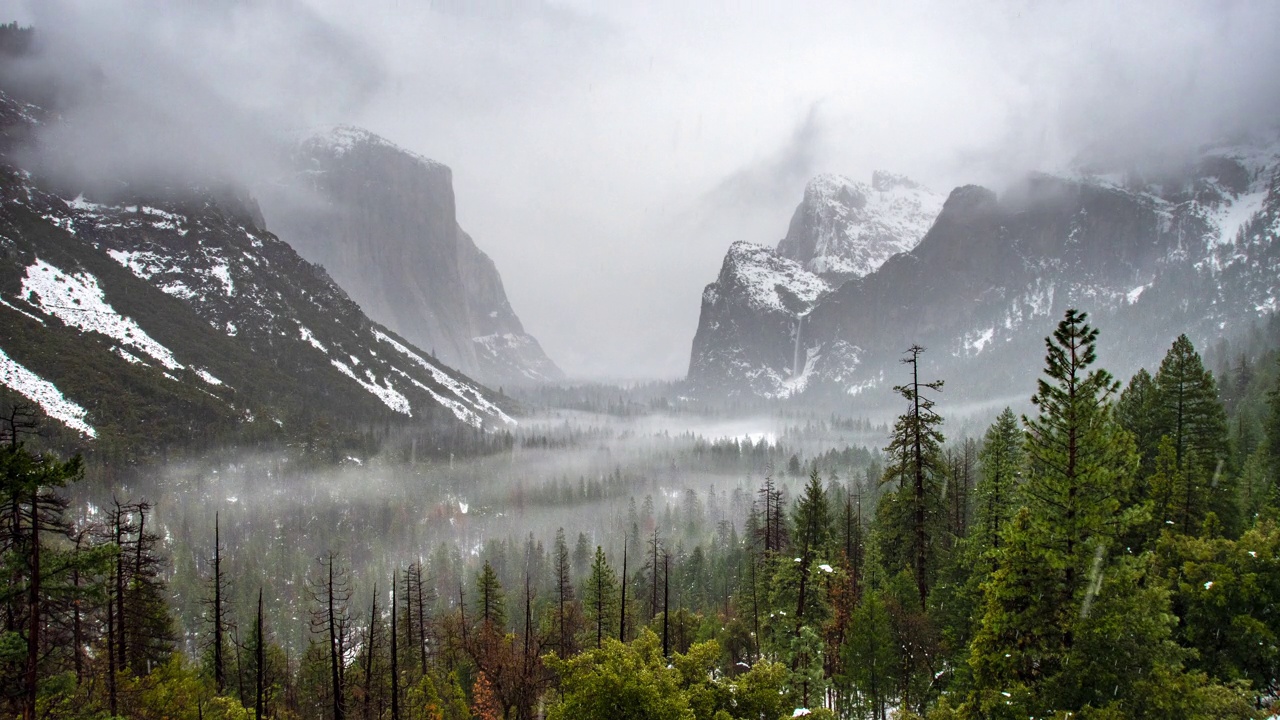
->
xmin=10 ymin=0 xmax=1280 ymax=379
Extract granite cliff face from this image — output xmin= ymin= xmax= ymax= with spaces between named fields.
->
xmin=687 ymin=242 xmax=834 ymax=399
xmin=689 ymin=145 xmax=1280 ymax=403
xmin=261 ymin=127 xmax=563 ymax=387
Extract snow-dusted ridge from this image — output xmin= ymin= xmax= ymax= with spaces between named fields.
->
xmin=302 ymin=125 xmax=446 ymax=171
xmin=691 ymin=133 xmax=1280 ymax=401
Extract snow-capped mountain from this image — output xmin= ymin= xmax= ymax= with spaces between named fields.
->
xmin=260 ymin=126 xmax=563 ymax=388
xmin=776 ymin=171 xmax=943 ymax=282
xmin=0 ymin=88 xmax=516 ymax=450
xmin=687 ymin=241 xmax=836 ymax=399
xmin=689 ymin=142 xmax=1280 ymax=403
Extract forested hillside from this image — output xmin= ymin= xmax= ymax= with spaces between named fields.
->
xmin=3 ymin=308 xmax=1279 ymax=719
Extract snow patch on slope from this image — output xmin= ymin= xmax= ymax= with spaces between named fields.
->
xmin=329 ymin=359 xmax=411 ymax=415
xmin=23 ymin=259 xmax=184 ymax=370
xmin=306 ymin=126 xmax=447 ymax=172
xmin=374 ymin=330 xmax=515 ymax=427
xmin=0 ymin=346 xmax=96 ymax=437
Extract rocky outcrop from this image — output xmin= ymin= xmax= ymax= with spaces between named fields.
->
xmin=261 ymin=127 xmax=563 ymax=387
xmin=687 ymin=242 xmax=832 ymax=398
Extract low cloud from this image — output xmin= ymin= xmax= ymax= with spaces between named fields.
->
xmin=6 ymin=0 xmax=1280 ymax=379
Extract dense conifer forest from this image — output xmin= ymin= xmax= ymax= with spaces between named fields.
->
xmin=3 ymin=308 xmax=1280 ymax=719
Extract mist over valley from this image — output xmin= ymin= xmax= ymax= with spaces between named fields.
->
xmin=2 ymin=4 xmax=1280 ymax=719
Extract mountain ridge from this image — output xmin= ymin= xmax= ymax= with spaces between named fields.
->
xmin=688 ymin=145 xmax=1280 ymax=403
xmin=0 ymin=86 xmax=518 ymax=456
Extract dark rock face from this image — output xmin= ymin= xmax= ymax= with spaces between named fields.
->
xmin=261 ymin=127 xmax=563 ymax=387
xmin=689 ymin=145 xmax=1280 ymax=404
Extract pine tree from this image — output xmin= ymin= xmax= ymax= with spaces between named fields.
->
xmin=120 ymin=501 xmax=175 ymax=673
xmin=1116 ymin=367 xmax=1161 ymax=478
xmin=943 ymin=438 xmax=977 ymax=544
xmin=470 ymin=672 xmax=503 ymax=720
xmin=789 ymin=466 xmax=832 ymax=633
xmin=582 ymin=547 xmax=618 ymax=649
xmin=965 ymin=508 xmax=1062 ymax=719
xmin=880 ymin=344 xmax=945 ymax=608
xmin=960 ymin=310 xmax=1242 ymax=717
xmin=553 ymin=528 xmax=576 ymax=656
xmin=475 ymin=560 xmax=506 ymax=630
xmin=0 ymin=443 xmax=95 ymax=720
xmin=1020 ymin=309 xmax=1136 ymax=599
xmin=974 ymin=408 xmax=1024 ymax=555
xmin=1151 ymin=334 xmax=1232 ymax=533
xmin=572 ymin=533 xmax=590 ymax=579
xmin=838 ymin=546 xmax=898 ymax=720
xmin=1268 ymin=360 xmax=1280 ymax=501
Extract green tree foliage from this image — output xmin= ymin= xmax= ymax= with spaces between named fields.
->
xmin=840 ymin=587 xmax=897 ymax=720
xmin=0 ymin=441 xmax=112 ymax=719
xmin=964 ymin=310 xmax=1253 ymax=719
xmin=475 ymin=560 xmax=507 ymax=630
xmin=1155 ymin=520 xmax=1280 ymax=698
xmin=583 ymin=546 xmax=619 ymax=649
xmin=1019 ymin=309 xmax=1137 ymax=593
xmin=545 ymin=630 xmax=693 ymax=720
xmin=1267 ymin=361 xmax=1280 ymax=504
xmin=1152 ymin=335 xmax=1233 ymax=533
xmin=764 ymin=466 xmax=832 ymax=646
xmin=1116 ymin=367 xmax=1161 ymax=479
xmin=973 ymin=408 xmax=1023 ymax=555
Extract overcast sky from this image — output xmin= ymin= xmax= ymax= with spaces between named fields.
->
xmin=11 ymin=0 xmax=1280 ymax=380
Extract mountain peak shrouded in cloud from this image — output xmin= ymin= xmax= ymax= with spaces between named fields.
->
xmin=6 ymin=0 xmax=383 ymax=194
xmin=776 ymin=172 xmax=943 ymax=281
xmin=7 ymin=0 xmax=1280 ymax=379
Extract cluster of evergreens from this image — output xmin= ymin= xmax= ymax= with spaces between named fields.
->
xmin=4 ymin=309 xmax=1279 ymax=719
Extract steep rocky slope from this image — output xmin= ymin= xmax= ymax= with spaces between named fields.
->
xmin=0 ymin=88 xmax=516 ymax=453
xmin=261 ymin=127 xmax=563 ymax=387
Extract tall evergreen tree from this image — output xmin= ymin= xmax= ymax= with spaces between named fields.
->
xmin=1020 ymin=309 xmax=1135 ymax=596
xmin=1152 ymin=334 xmax=1232 ymax=533
xmin=961 ymin=310 xmax=1244 ymax=717
xmin=0 ymin=442 xmax=93 ymax=720
xmin=1269 ymin=359 xmax=1280 ymax=498
xmin=974 ymin=408 xmax=1024 ymax=554
xmin=475 ymin=560 xmax=506 ymax=630
xmin=582 ymin=547 xmax=618 ymax=649
xmin=1116 ymin=367 xmax=1161 ymax=477
xmin=838 ymin=544 xmax=897 ymax=720
xmin=553 ymin=528 xmax=576 ymax=656
xmin=879 ymin=345 xmax=945 ymax=608
xmin=790 ymin=466 xmax=832 ymax=632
